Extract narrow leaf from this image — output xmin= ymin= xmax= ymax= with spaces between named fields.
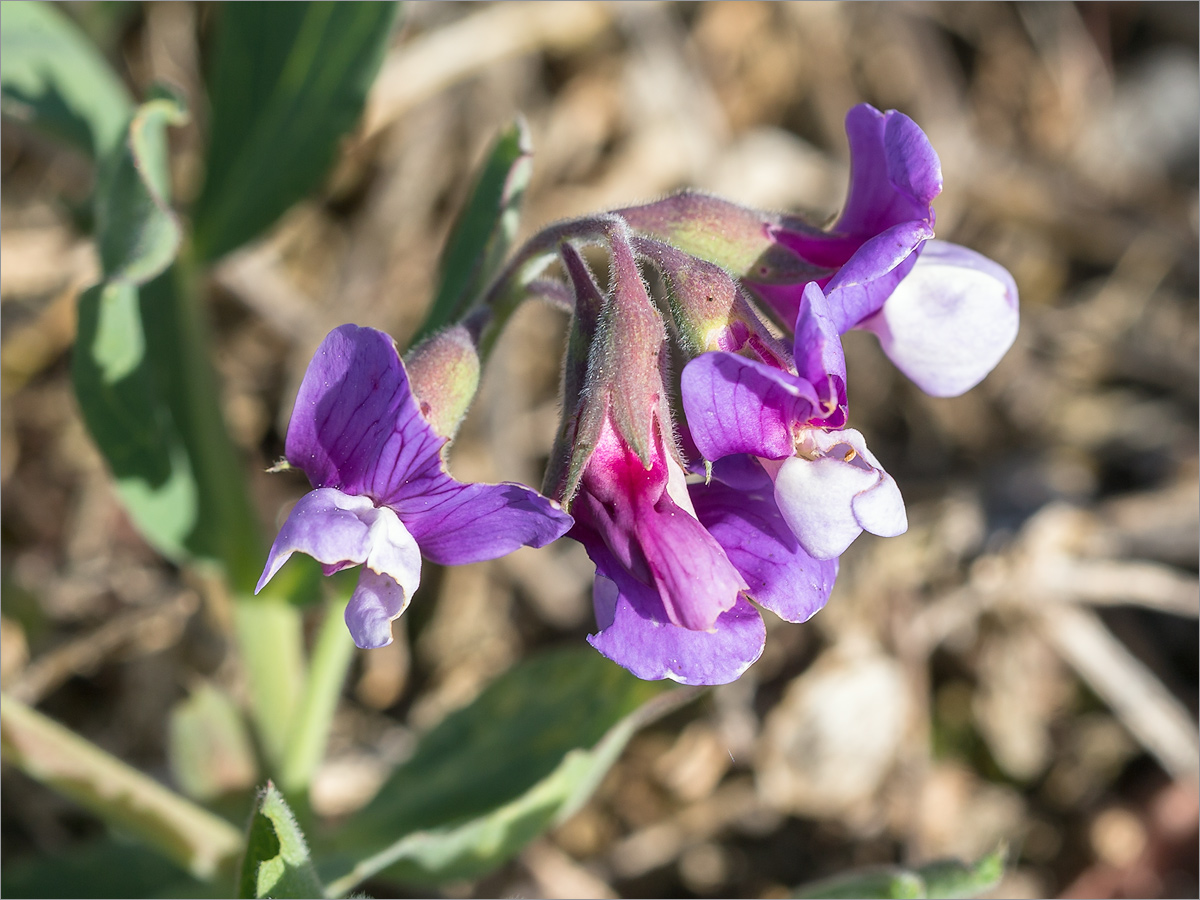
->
xmin=239 ymin=783 xmax=324 ymax=900
xmin=0 ymin=695 xmax=243 ymax=882
xmin=416 ymin=117 xmax=533 ymax=341
xmin=327 ymin=649 xmax=691 ymax=892
xmin=72 ymin=91 xmax=195 ymax=561
xmin=0 ymin=0 xmax=133 ymax=157
xmin=193 ymin=1 xmax=400 ymax=262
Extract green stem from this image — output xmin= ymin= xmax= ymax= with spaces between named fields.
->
xmin=1 ymin=694 xmax=244 ymax=882
xmin=472 ymin=214 xmax=623 ymax=364
xmin=278 ymin=593 xmax=356 ymax=795
xmin=233 ymin=597 xmax=306 ymax=772
xmin=156 ymin=247 xmax=312 ymax=773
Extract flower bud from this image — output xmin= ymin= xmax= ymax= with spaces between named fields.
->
xmin=402 ymin=325 xmax=480 ymax=442
xmin=618 ymin=191 xmax=828 ymax=285
xmin=632 ymin=234 xmax=790 ymax=368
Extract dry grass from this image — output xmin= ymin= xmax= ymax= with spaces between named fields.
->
xmin=2 ymin=2 xmax=1197 ymax=897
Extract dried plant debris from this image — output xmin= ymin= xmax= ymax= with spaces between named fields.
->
xmin=2 ymin=2 xmax=1196 ymax=898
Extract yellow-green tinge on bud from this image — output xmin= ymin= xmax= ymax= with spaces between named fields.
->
xmin=403 ymin=325 xmax=481 ymax=442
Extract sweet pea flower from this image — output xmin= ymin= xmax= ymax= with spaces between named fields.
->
xmin=619 ymin=104 xmax=1018 ymax=400
xmin=547 ymin=232 xmax=839 ymax=684
xmin=682 ymin=282 xmax=906 ymax=561
xmin=257 ymin=324 xmax=572 ymax=649
xmin=752 ymin=104 xmax=1018 ymax=397
xmin=545 ymin=233 xmax=763 ymax=683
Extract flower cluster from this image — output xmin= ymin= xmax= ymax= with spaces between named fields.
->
xmin=258 ymin=104 xmax=1018 ymax=683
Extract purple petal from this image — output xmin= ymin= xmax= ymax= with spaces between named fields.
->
xmin=681 ymin=352 xmax=815 ymax=461
xmin=257 ymin=488 xmax=421 ymax=598
xmin=586 ymin=550 xmax=765 ymax=685
xmin=856 ymin=240 xmax=1019 ymax=397
xmin=285 ymin=325 xmax=445 ymax=500
xmin=633 ymin=489 xmax=747 ymax=631
xmin=691 ymin=471 xmax=838 ymax=623
xmin=769 ymin=429 xmax=907 ymax=559
xmin=834 ymin=105 xmax=942 ymax=237
xmin=707 ymin=453 xmax=775 ymax=491
xmin=792 ymin=283 xmax=848 ymax=426
xmin=823 ymin=221 xmax=931 ymax=331
xmin=399 ymin=479 xmax=573 ymax=566
xmin=572 ymin=437 xmax=745 ymax=632
xmin=883 ymin=112 xmax=943 ymax=212
xmin=345 ymin=567 xmax=410 ymax=649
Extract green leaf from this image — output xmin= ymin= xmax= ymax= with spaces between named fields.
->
xmin=169 ymin=683 xmax=259 ymax=802
xmin=239 ymin=783 xmax=324 ymax=900
xmin=792 ymin=846 xmax=1007 ymax=900
xmin=325 ymin=649 xmax=689 ymax=892
xmin=193 ymin=1 xmax=400 ymax=262
xmin=0 ymin=695 xmax=244 ymax=882
xmin=416 ymin=117 xmax=534 ymax=342
xmin=71 ymin=90 xmax=194 ymax=561
xmin=95 ymin=87 xmax=189 ymax=284
xmin=1 ymin=838 xmax=213 ymax=900
xmin=73 ymin=86 xmax=313 ymax=766
xmin=918 ymin=845 xmax=1006 ymax=899
xmin=794 ymin=869 xmax=925 ymax=900
xmin=72 ymin=280 xmax=199 ymax=562
xmin=0 ymin=0 xmax=133 ymax=157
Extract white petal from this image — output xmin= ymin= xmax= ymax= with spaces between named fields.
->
xmin=859 ymin=240 xmax=1018 ymax=397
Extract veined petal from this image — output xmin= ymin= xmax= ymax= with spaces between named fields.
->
xmin=792 ymin=282 xmax=848 ymax=426
xmin=256 ymin=488 xmax=421 ymax=596
xmin=285 ymin=324 xmax=445 ymax=501
xmin=587 ymin=553 xmax=765 ymax=686
xmin=857 ymin=240 xmax=1020 ymax=397
xmin=681 ymin=352 xmax=816 ymax=461
xmin=834 ymin=104 xmax=942 ymax=237
xmin=768 ymin=428 xmax=907 ymax=559
xmin=823 ymin=220 xmax=931 ymax=331
xmin=691 ymin=471 xmax=838 ymax=624
xmin=284 ymin=325 xmax=572 ymax=562
xmin=633 ymin=488 xmax=747 ymax=631
xmin=399 ymin=479 xmax=573 ymax=566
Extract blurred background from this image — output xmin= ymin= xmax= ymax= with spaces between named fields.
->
xmin=2 ymin=2 xmax=1197 ymax=897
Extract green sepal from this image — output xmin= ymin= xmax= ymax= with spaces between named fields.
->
xmin=619 ymin=190 xmax=831 ymax=284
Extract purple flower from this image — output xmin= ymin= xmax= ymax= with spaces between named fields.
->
xmin=575 ymin=416 xmax=838 ymax=685
xmin=750 ymin=104 xmax=1018 ymax=397
xmin=572 ymin=411 xmax=762 ymax=685
xmin=749 ymin=104 xmax=941 ymax=331
xmin=682 ymin=282 xmax=907 ymax=561
xmin=550 ymin=230 xmax=836 ymax=685
xmin=257 ymin=324 xmax=572 ymax=649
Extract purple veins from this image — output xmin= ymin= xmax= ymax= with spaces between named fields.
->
xmin=257 ymin=324 xmax=572 ymax=649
